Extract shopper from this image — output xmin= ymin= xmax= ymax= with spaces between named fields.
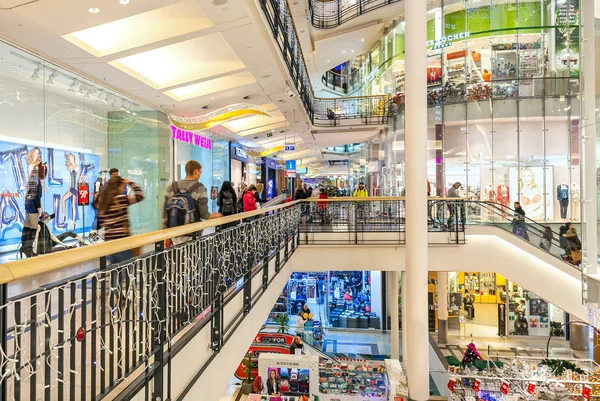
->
xmin=294 ymin=181 xmax=307 ymax=201
xmin=353 ymin=182 xmax=369 ymax=197
xmin=446 ymin=182 xmax=463 ymax=228
xmin=540 ymin=226 xmax=553 ymax=251
xmin=512 ymin=201 xmax=529 ymax=240
xmin=289 ymin=335 xmax=304 ymax=355
xmin=243 ymin=184 xmax=259 ymax=212
xmin=164 ymin=161 xmax=219 ymax=245
xmin=303 ymin=183 xmax=311 ymax=198
xmin=463 ymin=293 xmax=474 ymax=320
xmin=311 ymin=186 xmax=321 ymax=198
xmin=317 ymin=189 xmax=329 ymax=224
xmin=21 ymin=163 xmax=47 ymax=258
xmin=301 ymin=303 xmax=311 ymax=320
xmin=217 ymin=181 xmax=237 ymax=216
xmin=97 ymin=176 xmax=145 ymax=265
xmin=561 ymin=222 xmax=581 ymax=265
xmin=266 ymin=370 xmax=281 ymax=396
xmin=255 ymin=182 xmax=265 ymax=204
xmin=295 ymin=310 xmax=305 ymax=337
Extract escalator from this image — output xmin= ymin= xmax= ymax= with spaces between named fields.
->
xmin=428 ymin=200 xmax=582 ymax=269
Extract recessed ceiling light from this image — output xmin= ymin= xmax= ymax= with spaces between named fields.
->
xmin=88 ymin=7 xmax=100 ymax=13
xmin=119 ymin=0 xmax=131 ymax=4
xmin=361 ymin=38 xmax=364 ymax=42
xmin=327 ymin=60 xmax=330 ymax=63
xmin=212 ymin=0 xmax=227 ymax=5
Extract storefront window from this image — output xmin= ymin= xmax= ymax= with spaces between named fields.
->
xmin=269 ymin=271 xmax=382 ymax=331
xmin=0 ymin=39 xmax=167 ymax=253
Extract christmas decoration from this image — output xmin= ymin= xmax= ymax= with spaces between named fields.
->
xmin=499 ymin=380 xmax=509 ymax=394
xmin=76 ymin=327 xmax=86 ymax=342
xmin=448 ymin=379 xmax=456 ymax=392
xmin=527 ymin=381 xmax=536 ymax=394
xmin=582 ymin=384 xmax=592 ymax=399
xmin=473 ymin=378 xmax=480 ymax=392
xmin=462 ymin=342 xmax=482 ymax=365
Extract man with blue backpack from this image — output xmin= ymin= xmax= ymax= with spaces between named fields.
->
xmin=164 ymin=160 xmax=220 ymax=245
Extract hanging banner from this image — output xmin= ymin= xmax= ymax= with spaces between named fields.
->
xmin=554 ymin=0 xmax=580 ymax=77
xmin=78 ymin=183 xmax=90 ymax=206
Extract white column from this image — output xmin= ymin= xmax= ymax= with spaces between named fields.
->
xmin=405 ymin=0 xmax=429 ymax=398
xmin=391 ymin=271 xmax=400 ymax=360
xmin=582 ymin=0 xmax=597 ymax=276
xmin=437 ymin=272 xmax=448 ymax=344
xmin=401 ymin=272 xmax=407 ymax=367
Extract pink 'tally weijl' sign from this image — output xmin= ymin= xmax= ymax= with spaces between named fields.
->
xmin=171 ymin=125 xmax=212 ymax=150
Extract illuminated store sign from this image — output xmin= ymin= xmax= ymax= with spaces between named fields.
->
xmin=427 ymin=32 xmax=470 ymax=50
xmin=170 ymin=126 xmax=212 ymax=150
xmin=230 ymin=142 xmax=249 ymax=162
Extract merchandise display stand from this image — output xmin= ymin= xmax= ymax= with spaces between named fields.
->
xmin=257 ymin=353 xmax=406 ymax=401
xmin=448 ymin=356 xmax=600 ymax=401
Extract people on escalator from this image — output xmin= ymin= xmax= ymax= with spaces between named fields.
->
xmin=560 ymin=222 xmax=581 ymax=265
xmin=511 ymin=201 xmax=529 ymax=241
xmin=289 ymin=335 xmax=304 ymax=355
xmin=539 ymin=226 xmax=553 ymax=251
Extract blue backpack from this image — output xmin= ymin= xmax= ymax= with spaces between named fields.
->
xmin=166 ymin=181 xmax=200 ymax=228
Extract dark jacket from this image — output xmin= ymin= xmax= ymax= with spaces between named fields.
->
xmin=294 ymin=189 xmax=307 ymax=201
xmin=25 ymin=181 xmax=42 ymax=214
xmin=217 ymin=189 xmax=237 ymax=215
xmin=267 ymin=378 xmax=280 ymax=395
xmin=290 ymin=341 xmax=304 ymax=355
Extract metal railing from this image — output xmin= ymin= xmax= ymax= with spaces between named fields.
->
xmin=0 ymin=198 xmax=582 ymax=401
xmin=321 ymin=69 xmax=361 ymax=94
xmin=428 ymin=199 xmax=581 ymax=270
xmin=0 ymin=203 xmax=301 ymax=401
xmin=309 ymin=0 xmax=403 ymax=29
xmin=258 ymin=0 xmax=390 ymax=126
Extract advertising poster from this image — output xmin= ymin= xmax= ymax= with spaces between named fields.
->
xmin=509 ymin=166 xmax=554 ymax=221
xmin=555 ymin=0 xmax=580 ymax=77
xmin=427 ymin=56 xmax=442 ymax=87
xmin=0 ymin=140 xmax=100 ymax=246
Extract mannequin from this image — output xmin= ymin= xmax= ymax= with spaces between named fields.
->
xmin=571 ymin=183 xmax=580 ymax=220
xmin=481 ymin=184 xmax=495 ymax=202
xmin=556 ymin=184 xmax=569 ymax=219
xmin=497 ymin=184 xmax=510 ymax=218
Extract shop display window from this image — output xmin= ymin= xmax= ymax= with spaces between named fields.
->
xmin=0 ymin=39 xmax=168 ymax=251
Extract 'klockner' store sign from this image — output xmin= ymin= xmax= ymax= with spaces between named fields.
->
xmin=427 ymin=32 xmax=471 ymax=50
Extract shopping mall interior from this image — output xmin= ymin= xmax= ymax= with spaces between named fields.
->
xmin=0 ymin=0 xmax=599 ymax=400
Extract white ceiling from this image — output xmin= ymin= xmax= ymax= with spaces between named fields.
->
xmin=0 ymin=0 xmax=393 ymax=174
xmin=0 ymin=1 xmax=311 ymax=145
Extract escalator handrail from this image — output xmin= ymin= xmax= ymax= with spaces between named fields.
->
xmin=429 ymin=199 xmax=580 ymax=269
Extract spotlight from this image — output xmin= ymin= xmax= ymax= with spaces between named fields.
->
xmin=119 ymin=0 xmax=131 ymax=4
xmin=46 ymin=72 xmax=56 ymax=85
xmin=31 ymin=66 xmax=40 ymax=80
xmin=88 ymin=7 xmax=100 ymax=13
xmin=285 ymin=87 xmax=295 ymax=98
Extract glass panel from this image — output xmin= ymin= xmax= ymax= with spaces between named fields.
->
xmin=518 ymin=98 xmax=546 ymax=222
xmin=443 ymin=104 xmax=467 ymax=195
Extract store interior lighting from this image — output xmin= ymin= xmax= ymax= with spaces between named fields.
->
xmin=31 ymin=66 xmax=40 ymax=80
xmin=46 ymin=72 xmax=56 ymax=85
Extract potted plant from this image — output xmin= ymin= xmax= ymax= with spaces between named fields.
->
xmin=241 ymin=351 xmax=254 ymax=395
xmin=276 ymin=313 xmax=289 ymax=334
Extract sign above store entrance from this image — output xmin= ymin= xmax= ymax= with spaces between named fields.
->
xmin=170 ymin=126 xmax=212 ymax=150
xmin=427 ymin=32 xmax=470 ymax=51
